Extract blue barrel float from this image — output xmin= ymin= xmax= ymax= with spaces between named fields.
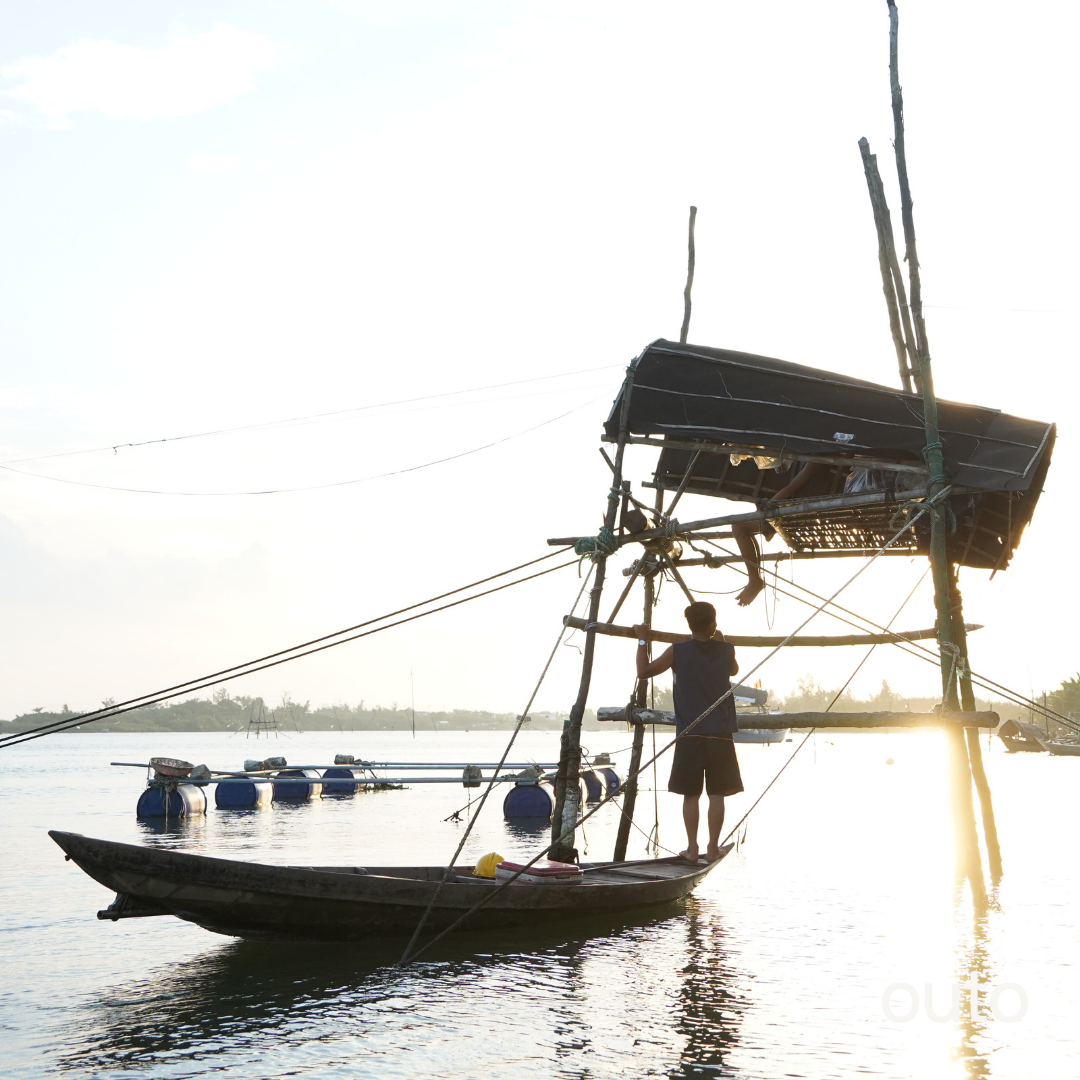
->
xmin=504 ymin=777 xmax=588 ymax=821
xmin=136 ymin=783 xmax=207 ymax=819
xmin=502 ymin=780 xmax=553 ymax=820
xmin=215 ymin=778 xmax=273 ymax=809
xmin=272 ymin=769 xmax=322 ymax=801
xmin=321 ymin=767 xmax=363 ymax=795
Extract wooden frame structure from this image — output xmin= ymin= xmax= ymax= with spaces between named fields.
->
xmin=544 ymin=2 xmax=1053 ymax=894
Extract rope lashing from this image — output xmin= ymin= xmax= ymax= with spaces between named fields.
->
xmin=574 ymin=525 xmax=618 ymax=559
xmin=939 ymin=640 xmax=962 ymax=701
xmin=922 ymin=439 xmax=947 ymax=485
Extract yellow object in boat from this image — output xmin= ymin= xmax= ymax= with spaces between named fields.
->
xmin=473 ymin=852 xmax=504 ymax=878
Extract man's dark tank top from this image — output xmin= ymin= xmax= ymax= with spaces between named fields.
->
xmin=672 ymin=639 xmax=738 ymax=736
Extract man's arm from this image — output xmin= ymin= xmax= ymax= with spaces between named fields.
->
xmin=632 ymin=625 xmax=674 ymax=679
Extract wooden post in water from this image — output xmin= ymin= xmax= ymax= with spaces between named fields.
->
xmin=679 ymin=206 xmax=697 ymax=344
xmin=613 ymin=569 xmax=655 ymax=862
xmin=950 ymin=567 xmax=1004 ymax=880
xmin=551 ymin=363 xmax=637 ymax=861
xmin=886 ymin=0 xmax=986 ymax=902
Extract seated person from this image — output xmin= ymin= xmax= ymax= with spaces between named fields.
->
xmin=732 ymin=460 xmax=830 ymax=606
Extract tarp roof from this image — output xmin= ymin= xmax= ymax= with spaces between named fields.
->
xmin=604 ymin=340 xmax=1054 ymax=493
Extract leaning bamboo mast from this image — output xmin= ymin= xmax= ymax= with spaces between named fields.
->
xmin=883 ymin=0 xmax=999 ymax=889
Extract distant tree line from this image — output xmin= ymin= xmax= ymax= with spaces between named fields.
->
xmin=7 ymin=672 xmax=1079 ymax=737
xmin=0 ymin=691 xmax=592 ymax=735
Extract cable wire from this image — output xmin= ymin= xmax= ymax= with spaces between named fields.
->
xmin=0 ymin=550 xmax=575 ymax=749
xmin=0 ymin=365 xmax=622 ymax=467
xmin=0 ymin=398 xmax=604 ymax=496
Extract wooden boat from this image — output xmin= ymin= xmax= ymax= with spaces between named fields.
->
xmin=1038 ymin=738 xmax=1080 ymax=757
xmin=50 ymin=830 xmax=730 ymax=941
xmin=997 ymin=719 xmax=1047 ymax=753
xmin=732 ymin=727 xmax=789 ymax=745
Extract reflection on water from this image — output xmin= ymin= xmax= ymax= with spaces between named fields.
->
xmin=674 ymin=901 xmax=743 ymax=1077
xmin=54 ymin=909 xmax=746 ymax=1078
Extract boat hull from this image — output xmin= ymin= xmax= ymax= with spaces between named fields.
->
xmin=49 ymin=831 xmax=725 ymax=941
xmin=733 ymin=728 xmax=789 ymax=744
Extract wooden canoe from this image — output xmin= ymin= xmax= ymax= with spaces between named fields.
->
xmin=49 ymin=830 xmax=730 ymax=942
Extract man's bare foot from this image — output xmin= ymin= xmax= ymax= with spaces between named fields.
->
xmin=737 ymin=577 xmax=765 ymax=607
xmin=679 ymin=847 xmax=700 ymax=863
xmin=706 ymin=845 xmax=721 ymax=863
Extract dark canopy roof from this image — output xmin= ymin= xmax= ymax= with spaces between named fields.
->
xmin=605 ymin=340 xmax=1054 ymax=493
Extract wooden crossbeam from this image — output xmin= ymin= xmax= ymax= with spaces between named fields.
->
xmin=563 ymin=615 xmax=982 ymax=648
xmin=597 ymin=706 xmax=1000 ymax=729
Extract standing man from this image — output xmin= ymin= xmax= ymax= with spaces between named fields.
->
xmin=632 ymin=601 xmax=744 ymax=863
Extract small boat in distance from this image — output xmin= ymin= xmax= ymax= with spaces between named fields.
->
xmin=50 ymin=831 xmax=731 ymax=942
xmin=732 ymin=727 xmax=789 ymax=745
xmin=997 ymin=719 xmax=1048 ymax=753
xmin=1038 ymin=737 xmax=1080 ymax=757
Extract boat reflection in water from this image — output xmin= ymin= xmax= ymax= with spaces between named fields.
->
xmin=53 ymin=905 xmax=747 ymax=1078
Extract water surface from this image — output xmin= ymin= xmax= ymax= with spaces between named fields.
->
xmin=1 ymin=729 xmax=1076 ymax=1078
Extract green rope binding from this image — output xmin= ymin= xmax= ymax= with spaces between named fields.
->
xmin=574 ymin=525 xmax=617 ymax=560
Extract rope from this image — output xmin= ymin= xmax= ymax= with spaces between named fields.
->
xmin=399 ymin=503 xmax=929 ymax=965
xmin=574 ymin=525 xmax=618 ymax=559
xmin=2 ymin=399 xmax=605 ymax=496
xmin=0 ymin=550 xmax=576 ymax=749
xmin=398 ymin=565 xmax=596 ymax=964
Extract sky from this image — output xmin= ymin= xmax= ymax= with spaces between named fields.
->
xmin=0 ymin=1 xmax=1076 ymax=720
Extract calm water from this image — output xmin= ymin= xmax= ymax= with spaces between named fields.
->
xmin=1 ymin=728 xmax=1077 ymax=1079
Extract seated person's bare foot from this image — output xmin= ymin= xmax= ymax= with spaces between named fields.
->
xmin=737 ymin=577 xmax=765 ymax=606
xmin=679 ymin=847 xmax=700 ymax=863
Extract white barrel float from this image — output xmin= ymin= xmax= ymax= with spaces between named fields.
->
xmin=272 ymin=769 xmax=322 ymax=801
xmin=214 ymin=778 xmax=273 ymax=809
xmin=136 ymin=783 xmax=207 ymax=819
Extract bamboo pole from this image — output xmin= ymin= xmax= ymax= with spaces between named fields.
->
xmin=858 ymin=137 xmax=915 ymax=392
xmin=563 ymin=614 xmax=982 ymax=648
xmin=950 ymin=568 xmax=1003 ymax=879
xmin=597 ymin=706 xmax=1000 ymax=729
xmin=547 ymin=485 xmax=933 ymax=549
xmin=550 ymin=363 xmax=636 ymax=860
xmin=887 ymin=0 xmax=985 ymax=904
xmin=613 ymin=571 xmax=654 ymax=861
xmin=679 ymin=206 xmax=697 ymax=344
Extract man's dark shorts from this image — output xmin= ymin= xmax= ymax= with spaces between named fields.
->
xmin=668 ymin=735 xmax=744 ymax=797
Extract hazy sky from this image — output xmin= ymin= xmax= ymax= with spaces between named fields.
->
xmin=1 ymin=1 xmax=1075 ymax=720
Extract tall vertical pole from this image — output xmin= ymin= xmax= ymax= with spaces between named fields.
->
xmin=951 ymin=569 xmax=1003 ymax=879
xmin=613 ymin=569 xmax=654 ymax=862
xmin=679 ymin=206 xmax=697 ymax=345
xmin=858 ymin=137 xmax=918 ymax=392
xmin=887 ymin=0 xmax=985 ymax=902
xmin=551 ymin=362 xmax=637 ymax=862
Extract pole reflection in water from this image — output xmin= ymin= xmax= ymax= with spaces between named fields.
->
xmin=673 ymin=900 xmax=744 ymax=1076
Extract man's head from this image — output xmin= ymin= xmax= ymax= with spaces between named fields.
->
xmin=684 ymin=601 xmax=717 ymax=638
